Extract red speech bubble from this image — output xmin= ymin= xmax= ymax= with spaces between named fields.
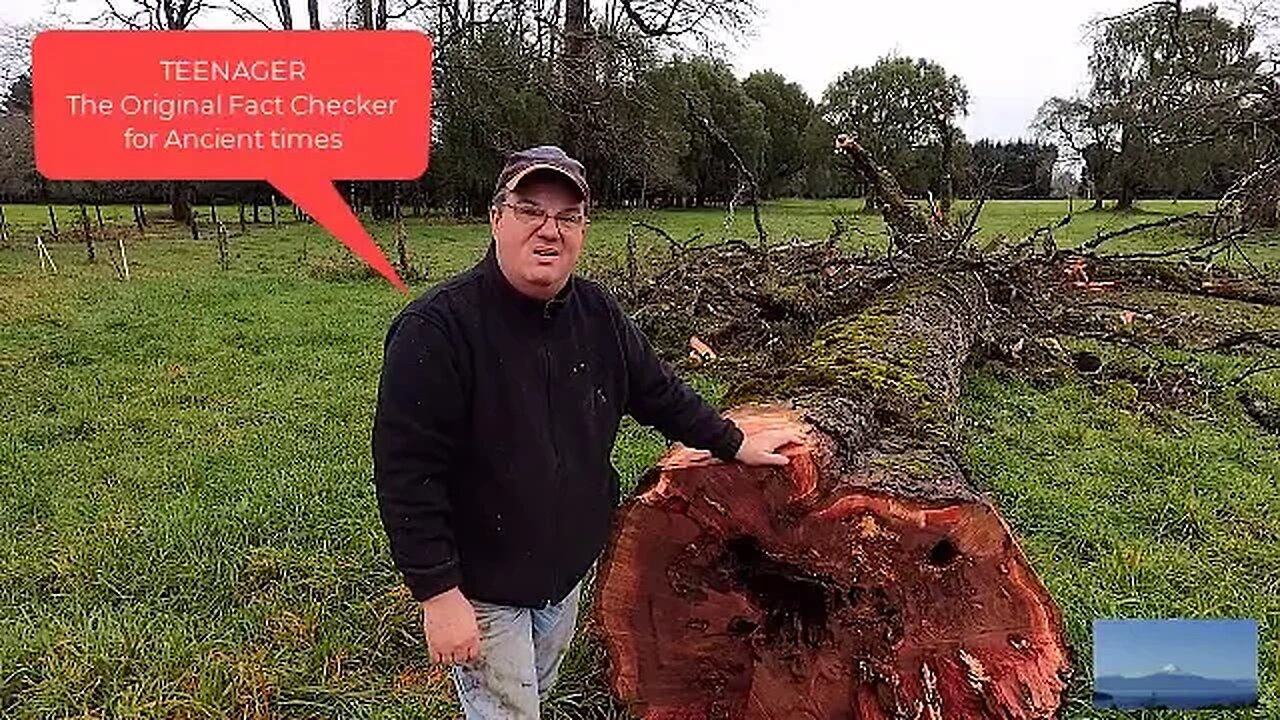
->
xmin=33 ymin=30 xmax=433 ymax=292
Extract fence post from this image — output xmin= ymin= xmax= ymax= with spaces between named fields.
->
xmin=216 ymin=221 xmax=230 ymax=271
xmin=79 ymin=204 xmax=96 ymax=262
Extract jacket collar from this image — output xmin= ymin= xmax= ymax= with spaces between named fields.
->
xmin=482 ymin=242 xmax=575 ymax=319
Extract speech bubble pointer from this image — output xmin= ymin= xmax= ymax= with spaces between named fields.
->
xmin=269 ymin=174 xmax=408 ymax=295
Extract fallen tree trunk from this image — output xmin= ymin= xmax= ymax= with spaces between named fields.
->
xmin=599 ymin=274 xmax=1072 ymax=718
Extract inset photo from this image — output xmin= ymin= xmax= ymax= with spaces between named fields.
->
xmin=1093 ymin=619 xmax=1259 ymax=710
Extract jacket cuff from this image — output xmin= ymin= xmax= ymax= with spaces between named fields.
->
xmin=710 ymin=420 xmax=744 ymax=462
xmin=403 ymin=563 xmax=463 ymax=603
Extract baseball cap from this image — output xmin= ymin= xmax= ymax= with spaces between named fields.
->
xmin=495 ymin=145 xmax=590 ymax=203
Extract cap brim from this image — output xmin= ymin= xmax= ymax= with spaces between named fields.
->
xmin=504 ymin=163 xmax=588 ymax=200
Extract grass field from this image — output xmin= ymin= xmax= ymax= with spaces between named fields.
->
xmin=0 ymin=198 xmax=1277 ymax=719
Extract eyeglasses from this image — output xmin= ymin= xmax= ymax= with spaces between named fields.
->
xmin=502 ymin=202 xmax=588 ymax=233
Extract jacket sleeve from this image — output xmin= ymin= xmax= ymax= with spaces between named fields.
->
xmin=373 ymin=309 xmax=466 ymax=602
xmin=616 ymin=304 xmax=744 ymax=461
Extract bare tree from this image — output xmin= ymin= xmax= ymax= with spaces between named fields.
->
xmin=1033 ymin=97 xmax=1111 ymax=210
xmin=85 ymin=1 xmax=213 ymax=223
xmin=272 ymin=0 xmax=294 ymax=27
xmin=95 ymin=0 xmax=205 ymax=29
xmin=0 ymin=21 xmax=42 ymax=96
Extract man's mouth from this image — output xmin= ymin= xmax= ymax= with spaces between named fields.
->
xmin=532 ymin=246 xmax=560 ymax=258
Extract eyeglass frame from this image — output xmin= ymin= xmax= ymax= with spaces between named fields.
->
xmin=497 ymin=199 xmax=590 ymax=234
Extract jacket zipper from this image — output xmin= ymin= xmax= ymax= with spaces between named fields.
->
xmin=542 ymin=302 xmax=562 ymax=606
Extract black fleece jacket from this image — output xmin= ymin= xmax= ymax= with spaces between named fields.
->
xmin=372 ymin=245 xmax=744 ymax=608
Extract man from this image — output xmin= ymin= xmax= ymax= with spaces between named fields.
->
xmin=373 ymin=145 xmax=800 ymax=719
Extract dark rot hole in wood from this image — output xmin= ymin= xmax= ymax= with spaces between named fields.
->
xmin=990 ymin=282 xmax=1014 ymax=305
xmin=723 ymin=536 xmax=832 ymax=648
xmin=726 ymin=616 xmax=757 ymax=636
xmin=928 ymin=538 xmax=959 ymax=567
xmin=1072 ymin=351 xmax=1103 ymax=373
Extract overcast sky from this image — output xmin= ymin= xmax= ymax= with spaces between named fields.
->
xmin=0 ymin=0 xmax=1223 ymax=140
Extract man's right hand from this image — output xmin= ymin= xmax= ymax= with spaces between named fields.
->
xmin=422 ymin=587 xmax=481 ymax=666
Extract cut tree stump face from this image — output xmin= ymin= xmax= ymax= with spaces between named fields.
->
xmin=598 ymin=404 xmax=1071 ymax=720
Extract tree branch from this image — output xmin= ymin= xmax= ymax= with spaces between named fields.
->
xmin=1077 ymin=211 xmax=1208 ymax=252
xmin=209 ymin=0 xmax=275 ymax=28
xmin=682 ymin=91 xmax=767 ymax=251
xmin=385 ymin=0 xmax=427 ymax=20
xmin=102 ymin=0 xmax=147 ymax=28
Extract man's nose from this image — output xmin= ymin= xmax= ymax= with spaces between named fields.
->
xmin=534 ymin=215 xmax=561 ymax=241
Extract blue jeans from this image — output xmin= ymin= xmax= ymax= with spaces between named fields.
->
xmin=451 ymin=581 xmax=582 ymax=719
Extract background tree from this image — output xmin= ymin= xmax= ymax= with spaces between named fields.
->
xmin=0 ymin=21 xmax=39 ymax=116
xmin=965 ymin=139 xmax=1058 ymax=199
xmin=1033 ymin=96 xmax=1111 ymax=209
xmin=742 ymin=70 xmax=814 ymax=199
xmin=425 ymin=22 xmax=559 ymax=214
xmin=1 ymin=73 xmax=31 ymax=115
xmin=0 ymin=114 xmax=38 ymax=203
xmin=90 ymin=0 xmax=212 ymax=223
xmin=1082 ymin=2 xmax=1263 ymax=209
xmin=820 ymin=56 xmax=968 ymax=208
xmin=652 ymin=57 xmax=767 ymax=207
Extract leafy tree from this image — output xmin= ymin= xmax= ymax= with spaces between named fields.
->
xmin=966 ymin=140 xmax=1058 ymax=199
xmin=0 ymin=21 xmax=38 ymax=116
xmin=1083 ymin=2 xmax=1262 ymax=208
xmin=0 ymin=114 xmax=37 ymax=202
xmin=648 ymin=57 xmax=767 ymax=206
xmin=820 ymin=56 xmax=968 ymax=207
xmin=742 ymin=70 xmax=815 ymax=198
xmin=426 ymin=25 xmax=559 ymax=215
xmin=1 ymin=72 xmax=31 ymax=115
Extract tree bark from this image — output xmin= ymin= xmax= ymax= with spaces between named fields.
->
xmin=308 ymin=0 xmax=321 ymax=28
xmin=1117 ymin=184 xmax=1134 ymax=211
xmin=599 ymin=275 xmax=1072 ymax=719
xmin=561 ymin=0 xmax=590 ymax=156
xmin=939 ymin=125 xmax=955 ymax=215
xmin=170 ymin=182 xmax=192 ymax=224
xmin=277 ymin=0 xmax=294 ymax=28
xmin=1115 ymin=126 xmax=1136 ymax=212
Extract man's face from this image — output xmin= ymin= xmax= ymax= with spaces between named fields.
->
xmin=490 ymin=174 xmax=588 ymax=301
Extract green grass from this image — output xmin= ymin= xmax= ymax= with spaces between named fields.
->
xmin=0 ymin=198 xmax=1277 ymax=718
xmin=4 ymin=198 xmax=1265 ymax=284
